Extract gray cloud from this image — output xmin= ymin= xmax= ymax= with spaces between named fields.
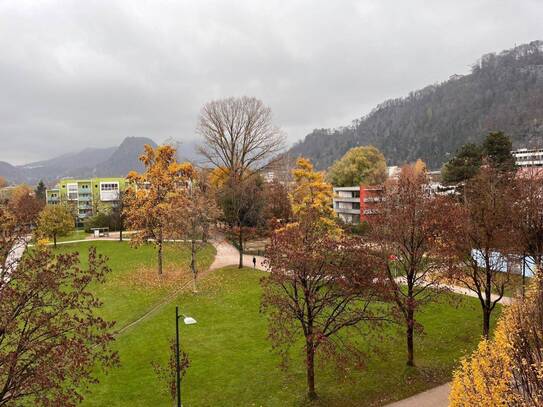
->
xmin=0 ymin=0 xmax=542 ymax=163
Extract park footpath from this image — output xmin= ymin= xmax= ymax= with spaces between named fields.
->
xmin=1 ymin=236 xmax=30 ymax=283
xmin=30 ymin=234 xmax=512 ymax=406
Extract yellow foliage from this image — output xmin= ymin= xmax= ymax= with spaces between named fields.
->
xmin=450 ymin=275 xmax=543 ymax=406
xmin=290 ymin=157 xmax=338 ymax=232
xmin=449 ymin=318 xmax=513 ymax=406
xmin=37 ymin=238 xmax=50 ymax=247
xmin=209 ymin=167 xmax=230 ymax=188
xmin=124 ymin=144 xmax=193 ymax=250
xmin=413 ymin=159 xmax=427 ymax=175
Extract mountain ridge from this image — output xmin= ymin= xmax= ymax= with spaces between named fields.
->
xmin=0 ymin=137 xmax=157 ymax=185
xmin=289 ymin=40 xmax=543 ymax=170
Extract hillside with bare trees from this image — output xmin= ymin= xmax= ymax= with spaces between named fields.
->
xmin=290 ymin=41 xmax=543 ymax=169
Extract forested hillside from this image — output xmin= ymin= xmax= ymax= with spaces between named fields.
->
xmin=289 ymin=41 xmax=543 ymax=169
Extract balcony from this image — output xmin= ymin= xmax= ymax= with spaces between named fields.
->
xmin=333 ymin=196 xmax=360 ymax=203
xmin=334 ymin=207 xmax=361 ymax=215
xmin=78 ymin=195 xmax=92 ymax=202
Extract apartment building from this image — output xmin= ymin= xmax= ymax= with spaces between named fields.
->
xmin=333 ymin=186 xmax=361 ymax=224
xmin=46 ymin=177 xmax=127 ymax=226
xmin=360 ymin=185 xmax=384 ymax=222
xmin=512 ymin=148 xmax=543 ymax=167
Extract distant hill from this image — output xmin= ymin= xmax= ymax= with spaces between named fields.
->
xmin=93 ymin=137 xmax=157 ymax=177
xmin=0 ymin=161 xmax=22 ymax=183
xmin=289 ymin=40 xmax=543 ymax=170
xmin=0 ymin=136 xmax=157 ymax=185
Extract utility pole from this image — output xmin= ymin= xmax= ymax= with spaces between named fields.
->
xmin=175 ymin=306 xmax=181 ymax=407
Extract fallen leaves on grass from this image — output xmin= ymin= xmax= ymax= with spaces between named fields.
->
xmin=123 ymin=265 xmax=193 ymax=290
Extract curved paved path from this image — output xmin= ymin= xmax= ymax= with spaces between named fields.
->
xmin=209 ymin=234 xmax=267 ymax=271
xmin=386 ymin=383 xmax=451 ymax=407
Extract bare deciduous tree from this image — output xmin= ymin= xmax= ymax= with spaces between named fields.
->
xmin=197 ymin=97 xmax=285 ymax=267
xmin=197 ymin=96 xmax=285 ymax=178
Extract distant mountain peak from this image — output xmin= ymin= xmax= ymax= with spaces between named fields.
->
xmin=0 ymin=136 xmax=158 ymax=184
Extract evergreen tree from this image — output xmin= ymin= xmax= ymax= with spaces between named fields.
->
xmin=442 ymin=143 xmax=483 ymax=184
xmin=483 ymin=131 xmax=516 ymax=171
xmin=34 ymin=180 xmax=46 ymax=203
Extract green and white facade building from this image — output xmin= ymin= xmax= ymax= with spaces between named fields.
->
xmin=46 ymin=177 xmax=127 ymax=226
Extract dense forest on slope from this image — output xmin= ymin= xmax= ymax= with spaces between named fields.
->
xmin=289 ymin=41 xmax=543 ymax=170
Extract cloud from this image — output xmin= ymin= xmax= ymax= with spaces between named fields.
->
xmin=0 ymin=0 xmax=542 ymax=163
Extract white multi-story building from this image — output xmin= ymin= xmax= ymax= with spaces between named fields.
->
xmin=512 ymin=148 xmax=543 ymax=167
xmin=333 ymin=186 xmax=361 ymax=224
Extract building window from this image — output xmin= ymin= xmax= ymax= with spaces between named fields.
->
xmin=67 ymin=183 xmax=78 ymax=200
xmin=100 ymin=182 xmax=120 ymax=201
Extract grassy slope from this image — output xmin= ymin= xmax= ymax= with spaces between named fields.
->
xmin=55 ymin=241 xmax=216 ymax=330
xmin=81 ymin=266 xmax=499 ymax=407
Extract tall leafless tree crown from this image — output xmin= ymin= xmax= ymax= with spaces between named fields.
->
xmin=197 ymin=96 xmax=285 ymax=176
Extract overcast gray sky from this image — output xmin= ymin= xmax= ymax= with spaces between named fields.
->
xmin=1 ymin=0 xmax=542 ymax=164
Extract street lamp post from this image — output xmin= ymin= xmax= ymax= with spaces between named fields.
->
xmin=175 ymin=306 xmax=197 ymax=407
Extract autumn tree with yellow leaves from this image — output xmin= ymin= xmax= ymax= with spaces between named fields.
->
xmin=290 ymin=157 xmax=336 ymax=230
xmin=37 ymin=204 xmax=75 ymax=248
xmin=450 ymin=275 xmax=543 ymax=406
xmin=123 ymin=145 xmax=193 ymax=275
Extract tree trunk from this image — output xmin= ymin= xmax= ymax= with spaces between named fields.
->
xmin=238 ymin=226 xmax=243 ymax=269
xmin=157 ymin=230 xmax=163 ymax=276
xmin=119 ymin=224 xmax=123 ymax=242
xmin=53 ymin=234 xmax=57 ymax=248
xmin=306 ymin=338 xmax=317 ymax=400
xmin=191 ymin=238 xmax=197 ymax=292
xmin=202 ymin=223 xmax=208 ymax=243
xmin=406 ymin=309 xmax=415 ymax=367
xmin=483 ymin=307 xmax=491 ymax=339
xmin=483 ymin=271 xmax=492 ymax=338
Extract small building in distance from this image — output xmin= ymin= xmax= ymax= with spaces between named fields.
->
xmin=512 ymin=148 xmax=543 ymax=168
xmin=46 ymin=177 xmax=127 ymax=227
xmin=333 ymin=185 xmax=385 ymax=224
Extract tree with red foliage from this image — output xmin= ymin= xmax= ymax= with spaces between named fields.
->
xmin=369 ymin=164 xmax=458 ymax=366
xmin=262 ymin=211 xmax=389 ymax=400
xmin=7 ymin=185 xmax=43 ymax=226
xmin=448 ymin=166 xmax=517 ymax=338
xmin=0 ymin=243 xmax=118 ymax=406
xmin=512 ymin=168 xmax=543 ymax=273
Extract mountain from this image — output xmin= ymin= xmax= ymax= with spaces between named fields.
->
xmin=289 ymin=40 xmax=543 ymax=170
xmin=23 ymin=147 xmax=117 ymax=172
xmin=0 ymin=161 xmax=22 ymax=183
xmin=93 ymin=137 xmax=157 ymax=177
xmin=0 ymin=137 xmax=157 ymax=185
xmin=19 ymin=147 xmax=118 ymax=183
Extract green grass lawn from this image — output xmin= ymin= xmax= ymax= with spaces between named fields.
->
xmin=54 ymin=241 xmax=216 ymax=330
xmin=57 ymin=229 xmax=90 ymax=242
xmin=80 ymin=264 xmax=499 ymax=407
